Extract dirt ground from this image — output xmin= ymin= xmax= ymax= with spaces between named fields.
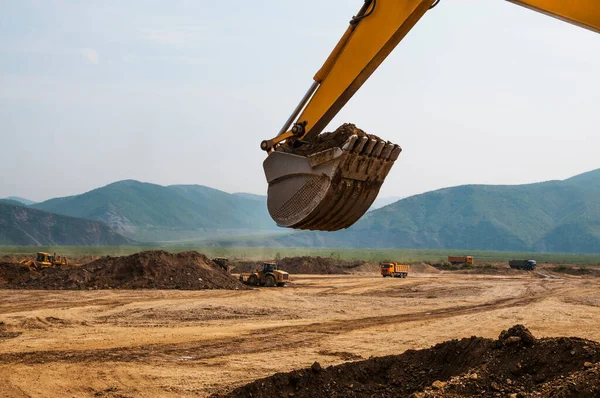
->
xmin=1 ymin=270 xmax=599 ymax=397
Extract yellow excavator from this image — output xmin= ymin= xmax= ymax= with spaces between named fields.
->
xmin=261 ymin=0 xmax=600 ymax=232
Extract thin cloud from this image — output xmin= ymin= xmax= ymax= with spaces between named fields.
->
xmin=80 ymin=48 xmax=99 ymax=64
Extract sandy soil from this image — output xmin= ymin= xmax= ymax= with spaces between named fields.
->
xmin=1 ymin=271 xmax=599 ymax=397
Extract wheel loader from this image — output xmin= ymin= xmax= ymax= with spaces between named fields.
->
xmin=19 ymin=252 xmax=69 ymax=270
xmin=239 ymin=262 xmax=289 ymax=287
xmin=260 ymin=0 xmax=600 ymax=232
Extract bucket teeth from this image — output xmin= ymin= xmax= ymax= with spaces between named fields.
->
xmin=353 ymin=137 xmax=369 ymax=153
xmin=362 ymin=139 xmax=377 ymax=155
xmin=341 ymin=135 xmax=358 ymax=150
xmin=389 ymin=145 xmax=402 ymax=161
xmin=381 ymin=143 xmax=394 ymax=159
xmin=372 ymin=140 xmax=386 ymax=157
xmin=265 ymin=133 xmax=402 ymax=231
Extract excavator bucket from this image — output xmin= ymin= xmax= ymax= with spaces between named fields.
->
xmin=263 ymin=134 xmax=401 ymax=231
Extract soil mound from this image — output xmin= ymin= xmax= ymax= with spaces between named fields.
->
xmin=291 ymin=124 xmax=384 ymax=157
xmin=232 ymin=257 xmax=366 ymax=275
xmin=279 ymin=256 xmax=364 ymax=274
xmin=218 ymin=325 xmax=600 ymax=398
xmin=0 ymin=251 xmax=248 ymax=290
xmin=410 ymin=263 xmax=441 ymax=274
xmin=0 ymin=255 xmax=20 ymax=263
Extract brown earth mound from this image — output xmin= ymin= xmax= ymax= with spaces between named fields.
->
xmin=410 ymin=263 xmax=441 ymax=274
xmin=0 ymin=255 xmax=20 ymax=263
xmin=279 ymin=256 xmax=365 ymax=274
xmin=231 ymin=257 xmax=366 ymax=275
xmin=217 ymin=325 xmax=600 ymax=398
xmin=0 ymin=251 xmax=248 ymax=290
xmin=291 ymin=123 xmax=384 ymax=156
xmin=349 ymin=262 xmax=380 ymax=273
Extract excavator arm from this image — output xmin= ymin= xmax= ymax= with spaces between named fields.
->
xmin=261 ymin=0 xmax=435 ymax=151
xmin=262 ymin=0 xmax=600 ymax=232
xmin=508 ymin=0 xmax=600 ymax=34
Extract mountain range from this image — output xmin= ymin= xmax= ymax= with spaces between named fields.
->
xmin=30 ymin=180 xmax=280 ymax=242
xmin=2 ymin=196 xmax=37 ymax=206
xmin=0 ymin=200 xmax=130 ymax=246
xmin=3 ymin=169 xmax=600 ymax=252
xmin=217 ymin=169 xmax=600 ymax=253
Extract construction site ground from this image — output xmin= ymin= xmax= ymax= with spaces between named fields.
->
xmin=1 ymin=268 xmax=599 ymax=397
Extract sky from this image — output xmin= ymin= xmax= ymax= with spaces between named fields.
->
xmin=1 ymin=0 xmax=599 ymax=202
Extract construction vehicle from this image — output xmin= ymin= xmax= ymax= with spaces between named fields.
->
xmin=380 ymin=262 xmax=409 ymax=278
xmin=19 ymin=252 xmax=69 ymax=270
xmin=239 ymin=262 xmax=290 ymax=287
xmin=509 ymin=259 xmax=537 ymax=270
xmin=212 ymin=257 xmax=229 ymax=271
xmin=448 ymin=256 xmax=474 ymax=265
xmin=260 ymin=1 xmax=600 ymax=232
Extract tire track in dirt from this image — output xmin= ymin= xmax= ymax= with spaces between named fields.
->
xmin=0 ymin=281 xmax=571 ymax=365
xmin=0 ymin=290 xmax=250 ymax=315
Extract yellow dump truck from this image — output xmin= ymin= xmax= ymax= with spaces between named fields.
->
xmin=379 ymin=262 xmax=409 ymax=278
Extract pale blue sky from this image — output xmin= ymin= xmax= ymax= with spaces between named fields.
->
xmin=1 ymin=0 xmax=599 ymax=202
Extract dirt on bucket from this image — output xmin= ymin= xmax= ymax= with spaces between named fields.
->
xmin=290 ymin=123 xmax=385 ymax=157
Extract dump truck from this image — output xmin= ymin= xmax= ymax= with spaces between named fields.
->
xmin=239 ymin=262 xmax=290 ymax=287
xmin=380 ymin=262 xmax=409 ymax=278
xmin=19 ymin=252 xmax=69 ymax=270
xmin=448 ymin=256 xmax=473 ymax=265
xmin=509 ymin=260 xmax=537 ymax=271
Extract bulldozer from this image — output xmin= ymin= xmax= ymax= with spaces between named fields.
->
xmin=212 ymin=257 xmax=229 ymax=271
xmin=239 ymin=262 xmax=289 ymax=287
xmin=19 ymin=252 xmax=69 ymax=270
xmin=260 ymin=0 xmax=600 ymax=232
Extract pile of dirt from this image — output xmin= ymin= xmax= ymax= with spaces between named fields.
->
xmin=291 ymin=123 xmax=384 ymax=156
xmin=454 ymin=267 xmax=531 ymax=276
xmin=231 ymin=257 xmax=366 ymax=275
xmin=409 ymin=263 xmax=441 ymax=274
xmin=280 ymin=256 xmax=366 ymax=274
xmin=0 ymin=251 xmax=249 ymax=290
xmin=217 ymin=325 xmax=600 ymax=398
xmin=70 ymin=255 xmax=101 ymax=265
xmin=548 ymin=264 xmax=600 ymax=277
xmin=0 ymin=255 xmax=20 ymax=263
xmin=348 ymin=262 xmax=380 ymax=273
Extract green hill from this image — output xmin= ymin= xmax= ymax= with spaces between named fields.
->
xmin=213 ymin=169 xmax=600 ymax=253
xmin=0 ymin=199 xmax=25 ymax=207
xmin=31 ymin=180 xmax=278 ymax=242
xmin=3 ymin=196 xmax=37 ymax=206
xmin=0 ymin=202 xmax=131 ymax=246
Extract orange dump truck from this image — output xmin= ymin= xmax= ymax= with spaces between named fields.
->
xmin=448 ymin=256 xmax=473 ymax=265
xmin=379 ymin=262 xmax=409 ymax=278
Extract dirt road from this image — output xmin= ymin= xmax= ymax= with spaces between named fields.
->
xmin=1 ymin=272 xmax=599 ymax=397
